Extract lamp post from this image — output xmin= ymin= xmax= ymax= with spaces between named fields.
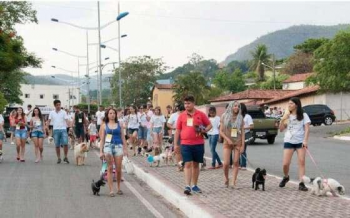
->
xmin=262 ymin=55 xmax=282 ymax=90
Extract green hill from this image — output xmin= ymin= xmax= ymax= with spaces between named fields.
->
xmin=223 ymin=24 xmax=350 ymax=64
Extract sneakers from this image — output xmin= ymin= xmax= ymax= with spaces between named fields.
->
xmin=241 ymin=167 xmax=247 ymax=171
xmin=279 ymin=175 xmax=289 ymax=187
xmin=57 ymin=158 xmax=61 ymax=164
xmin=63 ymin=157 xmax=69 ymax=164
xmin=191 ymin=185 xmax=202 ymax=193
xmin=184 ymin=186 xmax=191 ymax=195
xmin=299 ymin=182 xmax=308 ymax=191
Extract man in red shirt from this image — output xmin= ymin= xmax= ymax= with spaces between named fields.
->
xmin=174 ymin=95 xmax=212 ymax=195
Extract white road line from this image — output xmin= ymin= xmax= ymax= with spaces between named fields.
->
xmin=93 ymin=151 xmax=164 ymax=218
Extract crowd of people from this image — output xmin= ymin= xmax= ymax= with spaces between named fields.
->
xmin=0 ymin=95 xmax=311 ymax=196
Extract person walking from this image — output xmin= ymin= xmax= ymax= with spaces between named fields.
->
xmin=96 ymin=105 xmax=105 ymax=134
xmin=125 ymin=105 xmax=139 ymax=156
xmin=99 ymin=108 xmax=127 ymax=197
xmin=0 ymin=113 xmax=4 ymax=162
xmin=220 ymin=101 xmax=245 ymax=189
xmin=73 ymin=105 xmax=87 ymax=143
xmin=48 ymin=100 xmax=70 ymax=164
xmin=167 ymin=104 xmax=185 ymax=171
xmin=88 ymin=120 xmax=98 ymax=148
xmin=207 ymin=106 xmax=223 ymax=169
xmin=150 ymin=106 xmax=166 ymax=156
xmin=239 ymin=103 xmax=254 ymax=170
xmin=9 ymin=110 xmax=17 ymax=145
xmin=24 ymin=104 xmax=33 ymax=144
xmin=138 ymin=105 xmax=148 ymax=151
xmin=174 ymin=96 xmax=212 ymax=195
xmin=279 ymin=97 xmax=310 ymax=191
xmin=14 ymin=107 xmax=28 ymax=162
xmin=30 ymin=107 xmax=47 ymax=163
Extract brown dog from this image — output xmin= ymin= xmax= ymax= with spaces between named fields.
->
xmin=74 ymin=143 xmax=89 ymax=166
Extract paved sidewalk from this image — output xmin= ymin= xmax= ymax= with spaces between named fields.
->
xmin=130 ymin=156 xmax=350 ymax=218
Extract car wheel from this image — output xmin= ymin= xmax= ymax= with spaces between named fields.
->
xmin=324 ymin=116 xmax=333 ymax=125
xmin=267 ymin=136 xmax=275 ymax=144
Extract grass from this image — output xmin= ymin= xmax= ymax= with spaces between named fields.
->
xmin=328 ymin=127 xmax=350 ymax=136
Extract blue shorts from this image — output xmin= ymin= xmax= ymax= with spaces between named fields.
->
xmin=10 ymin=127 xmax=16 ymax=133
xmin=138 ymin=126 xmax=148 ymax=139
xmin=75 ymin=126 xmax=85 ymax=138
xmin=53 ymin=129 xmax=68 ymax=147
xmin=31 ymin=131 xmax=44 ymax=138
xmin=128 ymin=128 xmax=138 ymax=135
xmin=152 ymin=127 xmax=162 ymax=134
xmin=181 ymin=144 xmax=204 ymax=163
xmin=15 ymin=129 xmax=27 ymax=139
xmin=0 ymin=132 xmax=4 ymax=140
xmin=284 ymin=142 xmax=303 ymax=150
xmin=104 ymin=144 xmax=123 ymax=157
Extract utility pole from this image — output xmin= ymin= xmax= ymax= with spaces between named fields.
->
xmin=118 ymin=1 xmax=122 ymax=107
xmin=272 ymin=54 xmax=276 ymax=90
xmin=97 ymin=1 xmax=103 ymax=106
xmin=86 ymin=30 xmax=91 ymax=114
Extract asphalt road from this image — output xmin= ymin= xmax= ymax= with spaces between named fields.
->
xmin=204 ymin=123 xmax=350 ymax=196
xmin=0 ymin=140 xmax=184 ymax=218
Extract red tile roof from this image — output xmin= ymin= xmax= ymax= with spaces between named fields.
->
xmin=210 ymin=89 xmax=294 ymax=102
xmin=283 ymin=73 xmax=314 ymax=83
xmin=154 ymin=84 xmax=175 ymax=89
xmin=262 ymin=86 xmax=320 ymax=105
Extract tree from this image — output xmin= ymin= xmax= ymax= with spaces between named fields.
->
xmin=308 ymin=31 xmax=350 ymax=92
xmin=259 ymin=74 xmax=290 ymax=90
xmin=294 ymin=38 xmax=329 ymax=54
xmin=0 ymin=2 xmax=41 ymax=104
xmin=212 ymin=69 xmax=246 ymax=93
xmin=111 ymin=56 xmax=167 ymax=106
xmin=225 ymin=60 xmax=250 ymax=73
xmin=0 ymin=92 xmax=8 ymax=112
xmin=173 ymin=71 xmax=210 ymax=105
xmin=283 ymin=51 xmax=313 ymax=75
xmin=250 ymin=44 xmax=271 ymax=81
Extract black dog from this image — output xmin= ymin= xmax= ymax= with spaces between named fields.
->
xmin=91 ymin=178 xmax=106 ymax=196
xmin=252 ymin=168 xmax=267 ymax=191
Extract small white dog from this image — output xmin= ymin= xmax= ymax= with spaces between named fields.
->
xmin=303 ymin=176 xmax=345 ymax=197
xmin=48 ymin=136 xmax=54 ymax=145
xmin=74 ymin=143 xmax=89 ymax=166
xmin=145 ymin=153 xmax=166 ymax=167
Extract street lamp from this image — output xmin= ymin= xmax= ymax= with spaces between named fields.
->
xmin=262 ymin=55 xmax=283 ymax=90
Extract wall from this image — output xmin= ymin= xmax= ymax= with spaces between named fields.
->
xmin=325 ymin=92 xmax=350 ymax=120
xmin=283 ymin=81 xmax=305 ymax=90
xmin=152 ymin=87 xmax=175 ymax=114
xmin=20 ymin=84 xmax=80 ymax=109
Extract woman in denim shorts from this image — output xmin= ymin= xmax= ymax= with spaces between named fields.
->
xmin=150 ymin=107 xmax=166 ymax=156
xmin=30 ymin=107 xmax=47 ymax=163
xmin=14 ymin=107 xmax=28 ymax=162
xmin=99 ymin=108 xmax=127 ymax=197
xmin=125 ymin=106 xmax=139 ymax=156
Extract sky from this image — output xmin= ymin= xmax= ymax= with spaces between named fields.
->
xmin=16 ymin=1 xmax=350 ymax=78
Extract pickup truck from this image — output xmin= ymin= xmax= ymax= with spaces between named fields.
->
xmin=247 ymin=106 xmax=279 ymax=144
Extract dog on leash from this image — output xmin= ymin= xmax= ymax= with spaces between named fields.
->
xmin=252 ymin=168 xmax=267 ymax=191
xmin=145 ymin=153 xmax=166 ymax=167
xmin=302 ymin=176 xmax=345 ymax=197
xmin=68 ymin=128 xmax=76 ymax=150
xmin=74 ymin=143 xmax=89 ymax=166
xmin=91 ymin=177 xmax=105 ymax=196
xmin=48 ymin=136 xmax=54 ymax=145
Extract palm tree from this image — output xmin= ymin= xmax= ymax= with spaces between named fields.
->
xmin=250 ymin=44 xmax=271 ymax=81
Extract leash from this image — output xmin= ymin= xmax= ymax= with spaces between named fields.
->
xmin=305 ymin=148 xmax=326 ymax=179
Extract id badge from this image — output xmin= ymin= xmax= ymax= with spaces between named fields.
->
xmin=231 ymin=128 xmax=238 ymax=138
xmin=106 ymin=134 xmax=112 ymax=143
xmin=35 ymin=121 xmax=41 ymax=127
xmin=16 ymin=125 xmax=20 ymax=130
xmin=187 ymin=118 xmax=193 ymax=127
xmin=78 ymin=118 xmax=82 ymax=123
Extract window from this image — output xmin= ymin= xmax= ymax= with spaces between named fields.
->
xmin=25 ymin=94 xmax=30 ymax=98
xmin=40 ymin=94 xmax=44 ymax=99
xmin=53 ymin=94 xmax=59 ymax=100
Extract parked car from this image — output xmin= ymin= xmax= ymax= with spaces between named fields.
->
xmin=247 ymin=106 xmax=279 ymax=144
xmin=303 ymin=104 xmax=336 ymax=126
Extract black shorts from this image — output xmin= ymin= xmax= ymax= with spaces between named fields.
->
xmin=128 ymin=128 xmax=138 ymax=135
xmin=75 ymin=127 xmax=85 ymax=139
xmin=181 ymin=144 xmax=204 ymax=163
xmin=284 ymin=142 xmax=303 ymax=150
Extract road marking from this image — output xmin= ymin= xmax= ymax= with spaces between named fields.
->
xmin=204 ymin=155 xmax=350 ymax=201
xmin=93 ymin=151 xmax=164 ymax=218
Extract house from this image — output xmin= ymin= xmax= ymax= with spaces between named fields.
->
xmin=282 ymin=73 xmax=314 ymax=90
xmin=151 ymin=83 xmax=175 ymax=113
xmin=20 ymin=84 xmax=80 ymax=109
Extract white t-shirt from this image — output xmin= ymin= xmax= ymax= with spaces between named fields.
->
xmin=0 ymin=115 xmax=4 ymax=131
xmin=167 ymin=112 xmax=180 ymax=135
xmin=88 ymin=123 xmax=97 ymax=135
xmin=126 ymin=114 xmax=139 ymax=129
xmin=284 ymin=113 xmax=311 ymax=144
xmin=146 ymin=110 xmax=154 ymax=129
xmin=208 ymin=116 xmax=220 ymax=135
xmin=138 ymin=112 xmax=148 ymax=127
xmin=25 ymin=109 xmax=33 ymax=123
xmin=244 ymin=114 xmax=254 ymax=134
xmin=151 ymin=115 xmax=166 ymax=128
xmin=95 ymin=111 xmax=105 ymax=125
xmin=49 ymin=110 xmax=68 ymax=130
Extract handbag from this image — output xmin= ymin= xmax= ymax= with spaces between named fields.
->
xmin=123 ymin=156 xmax=134 ymax=174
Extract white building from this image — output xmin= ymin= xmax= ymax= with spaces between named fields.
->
xmin=20 ymin=84 xmax=81 ymax=109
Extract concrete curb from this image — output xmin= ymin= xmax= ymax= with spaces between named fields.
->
xmin=333 ymin=135 xmax=350 ymax=141
xmin=131 ymin=161 xmax=227 ymax=218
